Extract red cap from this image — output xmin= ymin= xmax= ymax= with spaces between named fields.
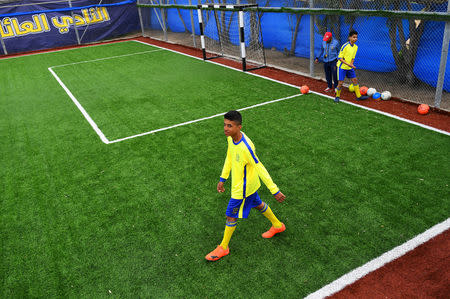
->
xmin=323 ymin=32 xmax=332 ymax=41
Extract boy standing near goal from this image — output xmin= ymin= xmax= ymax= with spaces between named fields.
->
xmin=334 ymin=30 xmax=369 ymax=103
xmin=205 ymin=110 xmax=286 ymax=261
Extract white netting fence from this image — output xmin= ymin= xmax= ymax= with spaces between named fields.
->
xmin=137 ymin=0 xmax=450 ymax=110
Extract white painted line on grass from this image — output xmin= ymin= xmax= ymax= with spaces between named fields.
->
xmin=50 ymin=48 xmax=164 ymax=68
xmin=133 ymin=39 xmax=450 ymax=137
xmin=107 ymin=93 xmax=301 ymax=144
xmin=48 ymin=67 xmax=110 ymax=144
xmin=0 ymin=40 xmax=138 ymax=61
xmin=304 ymin=218 xmax=450 ymax=299
xmin=46 ymin=39 xmax=449 ymax=145
xmin=133 ymin=40 xmax=301 ymax=90
xmin=131 ymin=41 xmax=450 ymax=299
xmin=43 ymin=40 xmax=450 ymax=297
xmin=311 ymin=91 xmax=450 ymax=136
xmin=47 ymin=42 xmax=299 ymax=144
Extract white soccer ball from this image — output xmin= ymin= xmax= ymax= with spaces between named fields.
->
xmin=367 ymin=88 xmax=377 ymax=97
xmin=381 ymin=91 xmax=391 ymax=101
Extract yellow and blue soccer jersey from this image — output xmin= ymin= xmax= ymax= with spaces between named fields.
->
xmin=337 ymin=42 xmax=358 ymax=70
xmin=219 ymin=132 xmax=279 ymax=199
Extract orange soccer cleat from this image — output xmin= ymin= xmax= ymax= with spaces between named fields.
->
xmin=262 ymin=223 xmax=286 ymax=239
xmin=205 ymin=245 xmax=230 ymax=261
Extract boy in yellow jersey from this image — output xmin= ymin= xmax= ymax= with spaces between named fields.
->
xmin=334 ymin=30 xmax=369 ymax=103
xmin=205 ymin=110 xmax=286 ymax=261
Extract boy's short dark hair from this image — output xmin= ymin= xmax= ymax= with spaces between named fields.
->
xmin=349 ymin=30 xmax=358 ymax=37
xmin=224 ymin=110 xmax=242 ymax=125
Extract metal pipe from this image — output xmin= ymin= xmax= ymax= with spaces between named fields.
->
xmin=161 ymin=0 xmax=167 ymax=41
xmin=68 ymin=0 xmax=81 ymax=45
xmin=434 ymin=1 xmax=450 ymax=108
xmin=138 ymin=1 xmax=145 ymax=37
xmin=0 ymin=31 xmax=7 ymax=55
xmin=188 ymin=0 xmax=196 ymax=47
xmin=309 ymin=0 xmax=314 ymax=77
xmin=150 ymin=0 xmax=165 ymax=36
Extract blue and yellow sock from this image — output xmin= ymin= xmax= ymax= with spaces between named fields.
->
xmin=260 ymin=203 xmax=283 ymax=228
xmin=220 ymin=220 xmax=237 ymax=250
xmin=335 ymin=87 xmax=342 ymax=98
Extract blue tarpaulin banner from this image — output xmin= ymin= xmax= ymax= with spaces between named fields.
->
xmin=0 ymin=0 xmax=140 ymax=55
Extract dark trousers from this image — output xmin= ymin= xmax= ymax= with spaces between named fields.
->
xmin=324 ymin=60 xmax=338 ymax=89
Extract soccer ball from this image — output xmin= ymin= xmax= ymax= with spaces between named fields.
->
xmin=381 ymin=91 xmax=391 ymax=101
xmin=367 ymin=88 xmax=377 ymax=97
xmin=348 ymin=84 xmax=355 ymax=92
xmin=300 ymin=85 xmax=310 ymax=94
xmin=418 ymin=104 xmax=430 ymax=115
xmin=360 ymin=86 xmax=368 ymax=95
xmin=373 ymin=92 xmax=381 ymax=100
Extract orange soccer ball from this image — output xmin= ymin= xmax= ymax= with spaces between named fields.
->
xmin=418 ymin=104 xmax=430 ymax=115
xmin=360 ymin=86 xmax=368 ymax=96
xmin=300 ymin=85 xmax=310 ymax=94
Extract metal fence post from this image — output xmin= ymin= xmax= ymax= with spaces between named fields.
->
xmin=434 ymin=1 xmax=450 ymax=108
xmin=161 ymin=0 xmax=167 ymax=41
xmin=188 ymin=0 xmax=196 ymax=47
xmin=138 ymin=0 xmax=145 ymax=36
xmin=0 ymin=34 xmax=7 ymax=55
xmin=68 ymin=0 xmax=81 ymax=45
xmin=309 ymin=0 xmax=314 ymax=77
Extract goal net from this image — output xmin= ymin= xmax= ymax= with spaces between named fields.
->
xmin=197 ymin=4 xmax=266 ymax=71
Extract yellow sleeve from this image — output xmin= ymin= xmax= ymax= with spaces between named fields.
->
xmin=352 ymin=45 xmax=358 ymax=60
xmin=248 ymin=151 xmax=280 ymax=195
xmin=219 ymin=143 xmax=231 ymax=182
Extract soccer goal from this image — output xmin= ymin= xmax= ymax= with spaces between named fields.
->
xmin=197 ymin=4 xmax=266 ymax=72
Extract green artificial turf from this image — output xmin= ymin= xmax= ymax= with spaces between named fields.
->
xmin=1 ymin=41 xmax=449 ymax=298
xmin=49 ymin=41 xmax=297 ymax=141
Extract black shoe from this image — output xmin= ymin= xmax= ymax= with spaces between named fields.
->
xmin=357 ymin=96 xmax=369 ymax=100
xmin=334 ymin=97 xmax=340 ymax=103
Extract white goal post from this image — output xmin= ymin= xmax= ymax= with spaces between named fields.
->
xmin=197 ymin=3 xmax=266 ymax=71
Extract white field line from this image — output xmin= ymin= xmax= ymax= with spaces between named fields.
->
xmin=132 ymin=40 xmax=301 ymax=89
xmin=0 ymin=40 xmax=138 ymax=61
xmin=133 ymin=39 xmax=450 ymax=137
xmin=45 ymin=40 xmax=449 ymax=298
xmin=48 ymin=47 xmax=164 ymax=144
xmin=47 ymin=39 xmax=301 ymax=144
xmin=107 ymin=93 xmax=301 ymax=144
xmin=48 ymin=67 xmax=110 ymax=144
xmin=3 ymin=38 xmax=450 ymax=137
xmin=34 ymin=41 xmax=450 ymax=298
xmin=50 ymin=48 xmax=164 ymax=68
xmin=310 ymin=91 xmax=450 ymax=136
xmin=47 ymin=39 xmax=449 ymax=145
xmin=304 ymin=218 xmax=450 ymax=299
xmin=132 ymin=40 xmax=450 ymax=299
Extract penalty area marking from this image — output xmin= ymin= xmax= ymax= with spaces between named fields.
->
xmin=48 ymin=67 xmax=109 ymax=144
xmin=107 ymin=93 xmax=301 ymax=144
xmin=49 ymin=48 xmax=164 ymax=69
xmin=133 ymin=39 xmax=450 ymax=137
xmin=49 ymin=52 xmax=301 ymax=144
xmin=47 ymin=41 xmax=302 ymax=144
xmin=304 ymin=218 xmax=450 ymax=299
xmin=48 ymin=47 xmax=167 ymax=144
